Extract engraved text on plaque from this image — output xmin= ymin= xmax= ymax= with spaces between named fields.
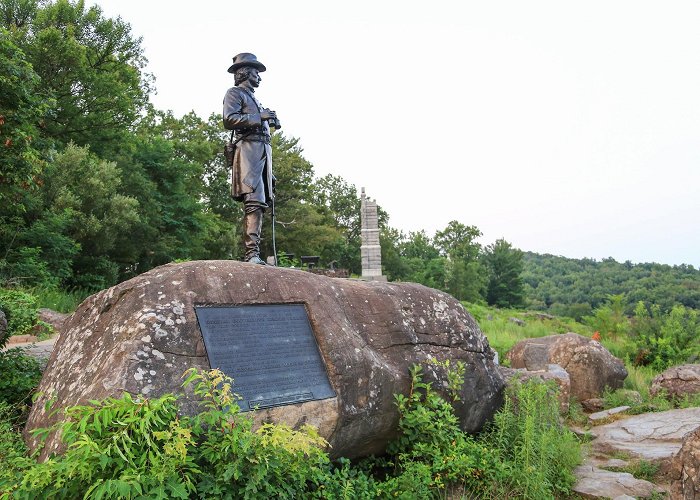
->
xmin=194 ymin=304 xmax=335 ymax=411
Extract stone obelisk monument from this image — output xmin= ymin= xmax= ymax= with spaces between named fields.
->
xmin=360 ymin=188 xmax=386 ymax=281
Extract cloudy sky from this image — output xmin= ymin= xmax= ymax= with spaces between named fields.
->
xmin=90 ymin=0 xmax=700 ymax=267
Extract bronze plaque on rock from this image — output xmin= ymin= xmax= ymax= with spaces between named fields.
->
xmin=194 ymin=304 xmax=335 ymax=411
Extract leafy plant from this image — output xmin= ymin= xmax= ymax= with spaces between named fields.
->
xmin=0 ymin=348 xmax=42 ymax=420
xmin=0 ymin=288 xmax=38 ymax=346
xmin=632 ymin=302 xmax=700 ymax=370
xmin=183 ymin=368 xmax=330 ymax=499
xmin=14 ymin=391 xmax=199 ymax=499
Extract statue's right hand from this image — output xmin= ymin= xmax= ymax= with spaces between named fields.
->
xmin=261 ymin=109 xmax=277 ymax=121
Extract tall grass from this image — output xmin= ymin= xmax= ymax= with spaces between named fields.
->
xmin=28 ymin=286 xmax=90 ymax=313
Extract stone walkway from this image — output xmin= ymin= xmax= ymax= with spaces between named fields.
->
xmin=2 ymin=337 xmax=57 ymax=365
xmin=573 ymin=407 xmax=700 ymax=498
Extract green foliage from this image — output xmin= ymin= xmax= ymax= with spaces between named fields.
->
xmin=386 ymin=366 xmax=581 ymax=499
xmin=0 ymin=402 xmax=34 ymax=494
xmin=470 ymin=302 xmax=591 ymax=361
xmin=0 ymin=26 xmax=49 ymax=215
xmin=9 ymin=0 xmax=152 ymax=156
xmin=632 ymin=302 xmax=700 ymax=370
xmin=0 ymin=288 xmax=38 ymax=343
xmin=184 ymin=369 xmax=330 ymax=499
xmin=14 ymin=391 xmax=199 ymax=499
xmin=29 ymin=285 xmax=87 ymax=313
xmin=605 ymin=459 xmax=660 ymax=482
xmin=483 ymin=238 xmax=525 ymax=308
xmin=0 ymin=348 xmax=42 ymax=418
xmin=1 ymin=363 xmax=583 ymax=499
xmin=485 ymin=380 xmax=581 ymax=499
xmin=583 ymin=294 xmax=629 ymax=338
xmin=7 ymin=369 xmax=333 ymax=499
xmin=522 ymin=252 xmax=700 ymax=313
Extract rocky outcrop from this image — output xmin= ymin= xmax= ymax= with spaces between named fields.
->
xmin=670 ymin=426 xmax=700 ymax=500
xmin=37 ymin=308 xmax=70 ymax=334
xmin=25 ymin=260 xmax=504 ymax=460
xmin=590 ymin=407 xmax=700 ymax=473
xmin=506 ymin=333 xmax=627 ymax=401
xmin=651 ymin=364 xmax=700 ymax=401
xmin=573 ymin=462 xmax=664 ymax=499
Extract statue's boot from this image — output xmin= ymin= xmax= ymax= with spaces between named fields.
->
xmin=243 ymin=208 xmax=265 ymax=265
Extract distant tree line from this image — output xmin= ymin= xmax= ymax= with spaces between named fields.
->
xmin=522 ymin=253 xmax=700 ymax=318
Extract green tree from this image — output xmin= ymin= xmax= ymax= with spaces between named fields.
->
xmin=401 ymin=230 xmax=440 ymax=260
xmin=0 ymin=28 xmax=49 ymax=212
xmin=434 ymin=221 xmax=486 ymax=301
xmin=3 ymin=0 xmax=152 ymax=156
xmin=484 ymin=239 xmax=525 ymax=308
xmin=44 ymin=144 xmax=139 ymax=288
xmin=583 ymin=294 xmax=629 ymax=339
xmin=434 ymin=221 xmax=482 ymax=262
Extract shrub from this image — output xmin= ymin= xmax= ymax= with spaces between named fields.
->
xmin=7 ymin=369 xmax=333 ymax=499
xmin=3 ymin=366 xmax=583 ymax=499
xmin=0 ymin=402 xmax=34 ymax=493
xmin=0 ymin=348 xmax=42 ymax=419
xmin=0 ymin=289 xmax=39 ymax=346
xmin=632 ymin=302 xmax=700 ymax=370
xmin=13 ymin=391 xmax=200 ymax=499
xmin=185 ymin=369 xmax=330 ymax=499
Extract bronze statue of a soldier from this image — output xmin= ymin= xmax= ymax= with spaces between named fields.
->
xmin=223 ymin=53 xmax=279 ymax=265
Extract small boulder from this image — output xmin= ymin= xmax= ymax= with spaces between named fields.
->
xmin=573 ymin=462 xmax=664 ymax=499
xmin=650 ymin=364 xmax=700 ymax=401
xmin=522 ymin=342 xmax=548 ymax=371
xmin=37 ymin=308 xmax=70 ymax=334
xmin=670 ymin=426 xmax=700 ymax=500
xmin=582 ymin=398 xmax=605 ymax=413
xmin=588 ymin=406 xmax=630 ymax=425
xmin=506 ymin=333 xmax=627 ymax=401
xmin=508 ymin=317 xmax=525 ymax=327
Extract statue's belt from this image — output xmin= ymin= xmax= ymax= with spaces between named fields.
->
xmin=235 ymin=132 xmax=271 ymax=144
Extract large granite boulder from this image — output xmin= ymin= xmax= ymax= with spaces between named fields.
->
xmin=25 ymin=260 xmax=504 ymax=460
xmin=651 ymin=364 xmax=700 ymax=401
xmin=670 ymin=426 xmax=700 ymax=500
xmin=506 ymin=333 xmax=627 ymax=401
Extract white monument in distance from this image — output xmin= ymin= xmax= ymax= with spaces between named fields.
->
xmin=360 ymin=188 xmax=386 ymax=281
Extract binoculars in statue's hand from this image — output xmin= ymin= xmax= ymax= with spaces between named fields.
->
xmin=266 ymin=116 xmax=281 ymax=130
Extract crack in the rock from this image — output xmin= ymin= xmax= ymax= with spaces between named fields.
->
xmin=375 ymin=340 xmax=483 ymax=353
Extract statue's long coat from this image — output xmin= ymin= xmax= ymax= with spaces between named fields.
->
xmin=223 ymin=86 xmax=274 ymax=203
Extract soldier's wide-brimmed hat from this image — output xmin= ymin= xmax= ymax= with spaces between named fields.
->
xmin=227 ymin=53 xmax=266 ymax=73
